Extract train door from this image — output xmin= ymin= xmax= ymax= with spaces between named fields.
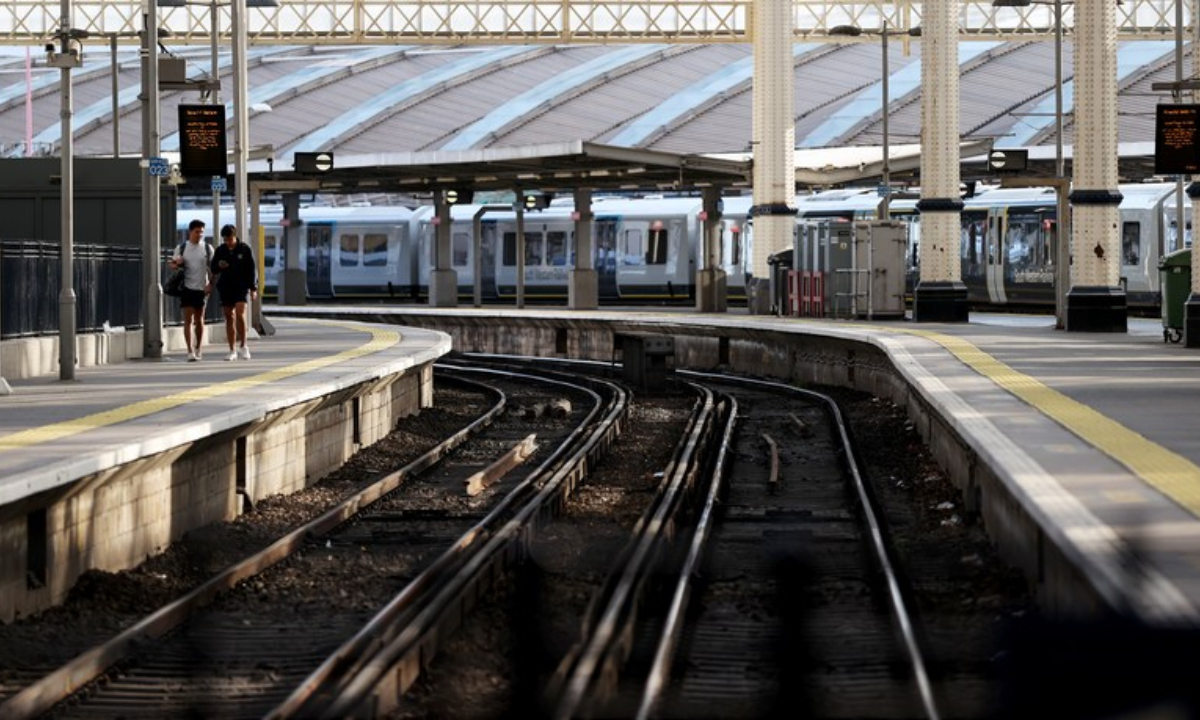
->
xmin=986 ymin=212 xmax=1007 ymax=304
xmin=306 ymin=223 xmax=333 ymax=297
xmin=452 ymin=224 xmax=472 ymax=296
xmin=723 ymin=220 xmax=746 ymax=301
xmin=595 ymin=218 xmax=619 ymax=299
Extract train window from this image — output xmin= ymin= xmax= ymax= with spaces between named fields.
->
xmin=340 ymin=233 xmax=360 ymax=267
xmin=623 ymin=229 xmax=645 ymax=266
xmin=263 ymin=234 xmax=278 ymax=268
xmin=503 ymin=232 xmax=516 ymax=266
xmin=1122 ymin=222 xmax=1140 ymax=265
xmin=647 ymin=228 xmax=668 ymax=265
xmin=525 ymin=232 xmax=544 ymax=266
xmin=547 ymin=231 xmax=567 ymax=266
xmin=1006 ymin=217 xmax=1038 ymax=269
xmin=452 ymin=232 xmax=469 ymax=267
xmin=364 ymin=233 xmax=388 ymax=267
xmin=729 ymin=225 xmax=741 ymax=266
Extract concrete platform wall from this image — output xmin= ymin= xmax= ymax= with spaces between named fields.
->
xmin=1 ymin=326 xmax=219 ymax=382
xmin=0 ymin=364 xmax=431 ymax=623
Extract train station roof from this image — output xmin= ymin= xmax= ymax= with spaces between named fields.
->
xmin=0 ymin=37 xmax=1189 ymax=190
xmin=247 ymin=140 xmax=752 ymax=195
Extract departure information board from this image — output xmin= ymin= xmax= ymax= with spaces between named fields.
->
xmin=1156 ymin=104 xmax=1200 ymax=174
xmin=178 ymin=104 xmax=228 ymax=178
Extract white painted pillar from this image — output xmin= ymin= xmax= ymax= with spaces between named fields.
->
xmin=912 ymin=0 xmax=967 ymax=322
xmin=748 ymin=0 xmax=795 ymax=314
xmin=1065 ymin=0 xmax=1126 ymax=332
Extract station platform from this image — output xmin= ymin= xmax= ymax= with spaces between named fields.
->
xmin=0 ymin=316 xmax=450 ymax=622
xmin=3 ymin=305 xmax=1199 ymax=630
xmin=268 ymin=305 xmax=1200 ymax=625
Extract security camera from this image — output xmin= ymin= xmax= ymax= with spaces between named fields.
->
xmin=167 ymin=164 xmax=184 ymax=186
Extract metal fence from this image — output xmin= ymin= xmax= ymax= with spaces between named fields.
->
xmin=0 ymin=240 xmax=219 ymax=340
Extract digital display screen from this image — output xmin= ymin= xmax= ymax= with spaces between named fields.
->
xmin=1155 ymin=104 xmax=1200 ymax=174
xmin=178 ymin=104 xmax=228 ymax=178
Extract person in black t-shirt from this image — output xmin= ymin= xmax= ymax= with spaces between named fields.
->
xmin=210 ymin=224 xmax=258 ymax=361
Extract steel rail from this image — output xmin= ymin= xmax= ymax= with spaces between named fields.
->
xmin=635 ymin=393 xmax=738 ymax=720
xmin=307 ymin=361 xmax=631 ymax=718
xmin=0 ymin=374 xmax=505 ymax=720
xmin=551 ymin=382 xmax=718 ymax=720
xmin=680 ymin=369 xmax=942 ymax=720
xmin=265 ymin=362 xmax=611 ymax=718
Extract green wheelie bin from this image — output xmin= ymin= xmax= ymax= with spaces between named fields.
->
xmin=1159 ymin=247 xmax=1192 ymax=343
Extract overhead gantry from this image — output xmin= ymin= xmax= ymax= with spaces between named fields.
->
xmin=0 ymin=0 xmax=1191 ymax=45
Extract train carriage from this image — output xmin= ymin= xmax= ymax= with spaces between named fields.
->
xmin=180 ymin=205 xmax=415 ymax=301
xmin=181 ymin=181 xmax=1178 ymax=312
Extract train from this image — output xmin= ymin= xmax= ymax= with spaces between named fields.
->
xmin=175 ymin=182 xmax=1190 ymax=311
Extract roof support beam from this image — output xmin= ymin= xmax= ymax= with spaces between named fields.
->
xmin=0 ymin=0 xmax=1190 ymax=45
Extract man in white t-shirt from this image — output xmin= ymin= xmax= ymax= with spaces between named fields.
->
xmin=168 ymin=219 xmax=214 ymax=361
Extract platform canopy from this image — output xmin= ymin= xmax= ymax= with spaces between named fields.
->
xmin=246 ymin=140 xmax=753 ymax=196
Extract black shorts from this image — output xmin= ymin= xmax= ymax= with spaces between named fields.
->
xmin=220 ymin=289 xmax=251 ymax=308
xmin=180 ymin=287 xmax=207 ymax=310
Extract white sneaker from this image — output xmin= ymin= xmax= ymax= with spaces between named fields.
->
xmin=226 ymin=351 xmax=238 ymax=361
xmin=194 ymin=349 xmax=203 ymax=361
xmin=186 ymin=351 xmax=198 ymax=362
xmin=238 ymin=345 xmax=252 ymax=360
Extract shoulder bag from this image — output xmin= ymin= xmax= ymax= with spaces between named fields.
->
xmin=164 ymin=244 xmax=186 ymax=297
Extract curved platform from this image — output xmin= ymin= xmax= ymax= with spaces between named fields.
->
xmin=272 ymin=305 xmax=1200 ymax=625
xmin=0 ymin=317 xmax=450 ymax=622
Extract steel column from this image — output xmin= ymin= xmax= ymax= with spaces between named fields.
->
xmin=58 ymin=0 xmax=78 ymax=381
xmin=569 ymin=187 xmax=598 ymax=310
xmin=1065 ymin=0 xmax=1126 ymax=332
xmin=748 ymin=0 xmax=795 ymax=314
xmin=141 ymin=2 xmax=164 ymax=359
xmin=913 ymin=0 xmax=967 ymax=322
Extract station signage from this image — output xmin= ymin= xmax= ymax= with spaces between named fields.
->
xmin=178 ymin=104 xmax=228 ymax=178
xmin=1155 ymin=104 xmax=1200 ymax=174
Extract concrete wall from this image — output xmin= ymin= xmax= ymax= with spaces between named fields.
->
xmin=1 ymin=325 xmax=208 ymax=381
xmin=0 ymin=363 xmax=431 ymax=622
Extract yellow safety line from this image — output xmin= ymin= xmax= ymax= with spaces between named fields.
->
xmin=0 ymin=322 xmax=400 ymax=453
xmin=893 ymin=326 xmax=1200 ymax=517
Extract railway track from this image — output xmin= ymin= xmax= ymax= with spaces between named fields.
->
xmin=0 ymin=366 xmax=626 ymax=719
xmin=1 ymin=359 xmax=1029 ymax=719
xmin=520 ymin=369 xmax=933 ymax=719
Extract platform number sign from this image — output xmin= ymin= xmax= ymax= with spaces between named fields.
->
xmin=211 ymin=176 xmax=227 ymax=193
xmin=987 ymin=149 xmax=1028 ymax=174
xmin=147 ymin=157 xmax=170 ymax=177
xmin=294 ymin=151 xmax=334 ymax=174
